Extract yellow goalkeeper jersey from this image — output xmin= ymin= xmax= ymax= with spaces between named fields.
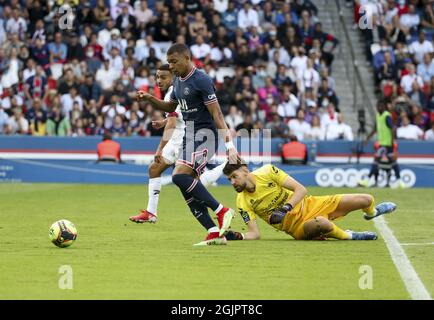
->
xmin=236 ymin=164 xmax=343 ymax=239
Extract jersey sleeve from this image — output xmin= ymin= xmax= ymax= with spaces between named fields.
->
xmin=236 ymin=194 xmax=256 ymax=224
xmin=197 ymin=74 xmax=218 ymax=106
xmin=264 ymin=164 xmax=289 ymax=187
xmin=169 ymin=86 xmax=178 ymax=104
xmin=166 ymin=104 xmax=180 ymax=118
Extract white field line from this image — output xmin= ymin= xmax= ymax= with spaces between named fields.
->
xmin=374 ymin=216 xmax=432 ymax=300
xmin=400 ymin=242 xmax=434 ymax=246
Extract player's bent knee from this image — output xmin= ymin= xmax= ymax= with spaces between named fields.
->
xmin=148 ymin=162 xmax=166 ymax=178
xmin=360 ymin=194 xmax=373 ymax=208
xmin=303 ymin=217 xmax=333 ymax=239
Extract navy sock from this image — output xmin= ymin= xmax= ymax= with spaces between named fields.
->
xmin=180 ymin=190 xmax=217 ymax=231
xmin=172 ymin=174 xmax=221 ymax=211
xmin=392 ymin=163 xmax=401 ymax=179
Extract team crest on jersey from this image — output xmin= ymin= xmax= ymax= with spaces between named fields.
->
xmin=184 ymin=87 xmax=190 ymax=95
xmin=268 ymin=182 xmax=276 ymax=188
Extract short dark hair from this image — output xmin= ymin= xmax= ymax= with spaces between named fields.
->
xmin=167 ymin=43 xmax=191 ymax=57
xmin=157 ymin=63 xmax=171 ymax=72
xmin=223 ymin=159 xmax=248 ymax=176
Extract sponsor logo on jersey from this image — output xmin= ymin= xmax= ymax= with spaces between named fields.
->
xmin=239 ymin=208 xmax=250 ymax=223
xmin=208 ymin=94 xmax=216 ymax=100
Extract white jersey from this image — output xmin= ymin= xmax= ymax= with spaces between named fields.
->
xmin=164 ymin=86 xmax=185 ymax=142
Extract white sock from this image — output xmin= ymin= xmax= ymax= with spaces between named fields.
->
xmin=200 ymin=162 xmax=226 ymax=187
xmin=147 ymin=177 xmax=161 ymax=215
xmin=160 ymin=175 xmax=173 ymax=186
xmin=208 ymin=227 xmax=219 ymax=233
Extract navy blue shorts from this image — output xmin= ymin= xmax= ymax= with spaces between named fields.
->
xmin=176 ymin=131 xmax=218 ymax=176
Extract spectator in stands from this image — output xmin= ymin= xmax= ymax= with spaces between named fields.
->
xmin=96 ymin=59 xmax=119 ymax=93
xmin=277 ymin=89 xmax=300 ymax=120
xmin=46 ymin=106 xmax=71 ymax=136
xmin=324 ymin=113 xmax=354 ymax=141
xmin=225 ymin=105 xmax=244 ymax=130
xmin=67 ymin=32 xmax=84 ymax=62
xmin=6 ymin=8 xmax=27 ymax=41
xmin=425 ymin=122 xmax=434 ymax=140
xmin=317 ymin=77 xmax=339 ymax=109
xmin=24 ymin=65 xmax=47 ymax=103
xmin=396 ymin=114 xmax=424 ymax=140
xmin=0 ymin=0 xmax=342 ymax=140
xmin=288 ymin=108 xmax=311 ymax=141
xmin=115 ymin=4 xmax=137 ymax=34
xmin=61 ymin=86 xmax=83 ymax=118
xmin=409 ymin=31 xmax=433 ymax=65
xmin=417 ymin=53 xmax=434 ymax=84
xmin=266 ymin=112 xmax=290 ymax=138
xmin=237 ymin=1 xmax=259 ymax=32
xmin=48 ymin=32 xmax=68 ymax=65
xmin=306 ymin=114 xmax=325 ymax=140
xmin=399 ymin=4 xmax=420 ymax=37
xmin=400 ymin=63 xmax=424 ymax=96
xmin=0 ymin=104 xmax=8 ymax=134
xmin=190 ymin=35 xmax=211 ymax=65
xmin=101 ymin=95 xmax=126 ymax=130
xmin=5 ymin=107 xmax=28 ymax=135
xmin=80 ymin=73 xmax=104 ymax=109
xmin=27 ymin=97 xmax=47 ymax=136
xmin=97 ymin=131 xmax=122 ymax=163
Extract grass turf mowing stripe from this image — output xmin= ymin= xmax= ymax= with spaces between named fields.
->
xmin=374 ymin=216 xmax=432 ymax=300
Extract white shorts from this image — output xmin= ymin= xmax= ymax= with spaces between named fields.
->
xmin=161 ymin=138 xmax=183 ymax=165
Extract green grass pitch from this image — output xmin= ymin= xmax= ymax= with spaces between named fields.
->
xmin=0 ymin=184 xmax=433 ymax=299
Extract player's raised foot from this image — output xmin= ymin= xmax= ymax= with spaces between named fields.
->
xmin=193 ymin=232 xmax=227 ymax=246
xmin=216 ymin=208 xmax=235 ymax=237
xmin=129 ymin=210 xmax=157 ymax=223
xmin=364 ymin=202 xmax=397 ymax=220
xmin=346 ymin=230 xmax=378 ymax=240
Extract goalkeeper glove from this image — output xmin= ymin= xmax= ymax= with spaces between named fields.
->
xmin=269 ymin=203 xmax=293 ymax=224
xmin=224 ymin=230 xmax=244 ymax=240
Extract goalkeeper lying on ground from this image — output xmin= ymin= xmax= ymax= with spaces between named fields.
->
xmin=222 ymin=161 xmax=397 ymax=241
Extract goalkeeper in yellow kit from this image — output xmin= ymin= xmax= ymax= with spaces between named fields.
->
xmin=222 ymin=162 xmax=397 ymax=241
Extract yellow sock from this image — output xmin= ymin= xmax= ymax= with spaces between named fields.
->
xmin=325 ymin=223 xmax=351 ymax=240
xmin=362 ymin=195 xmax=376 ymax=217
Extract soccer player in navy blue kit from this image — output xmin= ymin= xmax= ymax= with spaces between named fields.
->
xmin=137 ymin=43 xmax=238 ymax=245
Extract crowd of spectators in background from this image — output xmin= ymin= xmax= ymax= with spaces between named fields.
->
xmin=355 ymin=0 xmax=434 ymax=140
xmin=0 ymin=0 xmax=357 ymax=142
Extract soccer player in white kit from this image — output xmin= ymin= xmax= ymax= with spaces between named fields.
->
xmin=129 ymin=64 xmax=226 ymax=223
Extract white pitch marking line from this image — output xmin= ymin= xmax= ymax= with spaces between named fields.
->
xmin=401 ymin=242 xmax=434 ymax=246
xmin=374 ymin=216 xmax=432 ymax=300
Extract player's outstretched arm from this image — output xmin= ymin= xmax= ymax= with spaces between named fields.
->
xmin=225 ymin=220 xmax=260 ymax=241
xmin=206 ymin=101 xmax=239 ymax=164
xmin=136 ymin=90 xmax=178 ymax=112
xmin=280 ymin=176 xmax=308 ymax=211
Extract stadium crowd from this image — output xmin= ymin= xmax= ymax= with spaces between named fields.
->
xmin=0 ymin=0 xmax=359 ymax=141
xmin=355 ymin=0 xmax=434 ymax=140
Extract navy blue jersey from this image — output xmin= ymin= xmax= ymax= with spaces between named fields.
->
xmin=170 ymin=67 xmax=218 ymax=134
